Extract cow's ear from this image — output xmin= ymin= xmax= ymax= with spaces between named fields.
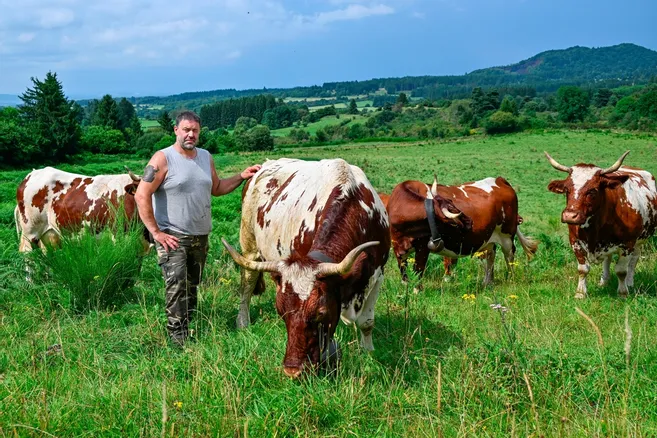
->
xmin=547 ymin=180 xmax=566 ymax=194
xmin=435 ymin=199 xmax=472 ymax=229
xmin=124 ymin=183 xmax=138 ymax=196
xmin=602 ymin=174 xmax=629 ymax=190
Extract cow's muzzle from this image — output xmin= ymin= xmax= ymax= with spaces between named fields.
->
xmin=428 ymin=237 xmax=444 ymax=252
xmin=561 ymin=210 xmax=586 ymax=225
xmin=283 ymin=365 xmax=304 ymax=379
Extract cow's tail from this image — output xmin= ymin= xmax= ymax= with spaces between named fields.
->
xmin=14 ymin=206 xmax=21 ymax=237
xmin=516 ymin=226 xmax=539 ymax=261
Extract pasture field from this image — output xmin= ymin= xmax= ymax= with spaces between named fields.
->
xmin=271 ymin=114 xmax=369 ymax=137
xmin=140 ymin=119 xmax=160 ymax=129
xmin=2 ymin=130 xmax=657 ymax=436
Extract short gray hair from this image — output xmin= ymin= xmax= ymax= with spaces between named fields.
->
xmin=175 ymin=110 xmax=201 ymax=126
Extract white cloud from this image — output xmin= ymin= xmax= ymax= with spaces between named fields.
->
xmin=18 ymin=33 xmax=36 ymax=42
xmin=315 ymin=4 xmax=394 ymax=25
xmin=38 ymin=8 xmax=75 ymax=29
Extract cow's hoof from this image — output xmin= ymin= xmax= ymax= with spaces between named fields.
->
xmin=236 ymin=318 xmax=250 ymax=329
xmin=618 ymin=293 xmax=629 ymax=299
xmin=443 ymin=275 xmax=453 ymax=283
xmin=574 ymin=292 xmax=587 ymax=299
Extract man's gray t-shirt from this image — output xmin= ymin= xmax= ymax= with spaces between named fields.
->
xmin=153 ymin=146 xmax=213 ymax=236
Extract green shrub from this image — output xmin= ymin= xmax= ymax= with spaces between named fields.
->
xmin=30 ymin=209 xmax=145 ymax=313
xmin=485 ymin=111 xmax=519 ymax=134
xmin=81 ymin=126 xmax=129 ymax=154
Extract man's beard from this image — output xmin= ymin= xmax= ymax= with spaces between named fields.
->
xmin=180 ymin=140 xmax=196 ymax=151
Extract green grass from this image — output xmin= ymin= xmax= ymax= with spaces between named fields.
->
xmin=140 ymin=119 xmax=160 ymax=129
xmin=2 ymin=130 xmax=657 ymax=435
xmin=271 ymin=115 xmax=369 ymax=137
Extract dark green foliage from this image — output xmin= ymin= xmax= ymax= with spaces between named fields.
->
xmin=262 ymin=105 xmax=300 ymax=129
xmin=396 ymin=92 xmax=409 ymax=106
xmin=234 ymin=116 xmax=257 ymax=133
xmin=557 ymin=86 xmax=590 ymax=122
xmin=288 ymin=128 xmax=310 ymax=142
xmin=134 ymin=131 xmax=166 ymax=157
xmin=485 ymin=111 xmax=519 ymax=134
xmin=93 ymin=94 xmax=121 ymax=130
xmin=348 ymin=99 xmax=359 ymax=114
xmin=500 ymin=96 xmax=519 ymax=115
xmin=235 ymin=125 xmax=274 ymax=151
xmin=19 ymin=71 xmax=82 ymax=162
xmin=0 ymin=107 xmax=39 ymax=166
xmin=81 ymin=126 xmax=130 ymax=154
xmin=199 ymin=94 xmax=279 ymax=130
xmin=157 ymin=110 xmax=174 ymax=134
xmin=593 ymin=88 xmax=614 ymax=107
xmin=306 ymin=105 xmax=337 ymax=123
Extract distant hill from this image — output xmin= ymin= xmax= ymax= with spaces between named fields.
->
xmin=126 ymin=43 xmax=657 ymax=111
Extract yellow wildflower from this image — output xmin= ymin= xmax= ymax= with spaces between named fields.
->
xmin=508 ymin=261 xmax=519 ymax=267
xmin=472 ymin=251 xmax=486 ymax=258
xmin=508 ymin=294 xmax=518 ymax=300
xmin=461 ymin=293 xmax=476 ymax=302
xmin=407 ymin=257 xmax=416 ymax=265
xmin=219 ymin=277 xmax=232 ymax=285
xmin=93 ymin=275 xmax=100 ymax=280
xmin=173 ymin=401 xmax=183 ymax=409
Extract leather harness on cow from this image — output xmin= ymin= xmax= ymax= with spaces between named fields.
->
xmin=424 ymin=198 xmax=445 ymax=252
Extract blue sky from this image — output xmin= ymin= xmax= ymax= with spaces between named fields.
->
xmin=1 ymin=0 xmax=656 ymax=98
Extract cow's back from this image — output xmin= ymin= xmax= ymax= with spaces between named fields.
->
xmin=612 ymin=167 xmax=657 ymax=240
xmin=241 ymin=158 xmax=387 ymax=261
xmin=16 ymin=167 xmax=133 ymax=238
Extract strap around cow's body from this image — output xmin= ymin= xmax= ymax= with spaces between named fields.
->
xmin=424 ymin=198 xmax=444 ymax=252
xmin=308 ymin=250 xmax=335 ymax=264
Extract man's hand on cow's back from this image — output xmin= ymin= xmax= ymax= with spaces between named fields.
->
xmin=241 ymin=165 xmax=261 ymax=180
xmin=153 ymin=230 xmax=180 ymax=252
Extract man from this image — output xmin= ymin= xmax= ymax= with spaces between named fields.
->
xmin=135 ymin=110 xmax=261 ymax=347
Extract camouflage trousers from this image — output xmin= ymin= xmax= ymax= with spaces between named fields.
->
xmin=155 ymin=232 xmax=209 ymax=342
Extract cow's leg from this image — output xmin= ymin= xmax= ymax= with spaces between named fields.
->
xmin=443 ymin=257 xmax=457 ymax=282
xmin=576 ymin=262 xmax=590 ymax=299
xmin=392 ymin=237 xmax=412 ymax=284
xmin=482 ymin=244 xmax=496 ymax=286
xmin=411 ymin=240 xmax=430 ymax=293
xmin=615 ymin=255 xmax=631 ymax=298
xmin=499 ymin=234 xmax=516 ymax=275
xmin=355 ymin=269 xmax=383 ymax=351
xmin=237 ymin=266 xmax=261 ymax=329
xmin=599 ymin=255 xmax=612 ymax=286
xmin=627 ymin=248 xmax=641 ymax=288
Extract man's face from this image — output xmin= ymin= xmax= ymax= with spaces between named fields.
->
xmin=174 ymin=119 xmax=201 ymax=150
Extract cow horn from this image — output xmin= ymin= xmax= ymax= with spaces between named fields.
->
xmin=544 ymin=152 xmax=571 ymax=173
xmin=431 ymin=174 xmax=438 ymax=197
xmin=600 ymin=150 xmax=630 ymax=175
xmin=442 ymin=207 xmax=461 ymax=219
xmin=221 ymin=238 xmax=280 ymax=272
xmin=124 ymin=166 xmax=141 ymax=182
xmin=317 ymin=241 xmax=379 ymax=277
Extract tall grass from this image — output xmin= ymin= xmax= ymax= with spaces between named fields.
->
xmin=28 ymin=208 xmax=146 ymax=312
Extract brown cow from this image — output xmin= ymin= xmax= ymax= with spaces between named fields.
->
xmin=387 ymin=176 xmax=538 ymax=286
xmin=15 ymin=166 xmax=146 ymax=254
xmin=546 ymin=151 xmax=657 ymax=298
xmin=222 ymin=158 xmax=390 ymax=378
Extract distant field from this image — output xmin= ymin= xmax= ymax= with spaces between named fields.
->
xmin=140 ymin=119 xmax=159 ymax=128
xmin=309 ymin=102 xmax=347 ymax=111
xmin=271 ymin=114 xmax=369 ymax=137
xmin=2 ymin=131 xmax=657 ymax=435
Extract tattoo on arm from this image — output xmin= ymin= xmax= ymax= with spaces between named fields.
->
xmin=143 ymin=165 xmax=159 ymax=183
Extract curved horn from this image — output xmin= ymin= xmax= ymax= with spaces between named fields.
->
xmin=441 ymin=207 xmax=461 ymax=219
xmin=317 ymin=241 xmax=380 ymax=277
xmin=544 ymin=152 xmax=571 ymax=173
xmin=124 ymin=166 xmax=141 ymax=182
xmin=600 ymin=150 xmax=630 ymax=175
xmin=431 ymin=174 xmax=438 ymax=197
xmin=221 ymin=238 xmax=280 ymax=272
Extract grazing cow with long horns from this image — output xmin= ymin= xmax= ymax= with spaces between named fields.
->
xmin=15 ymin=166 xmax=148 ymax=254
xmin=546 ymin=150 xmax=657 ymax=298
xmin=222 ymin=158 xmax=390 ymax=378
xmin=387 ymin=175 xmax=538 ymax=286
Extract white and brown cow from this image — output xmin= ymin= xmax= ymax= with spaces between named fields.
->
xmin=15 ymin=166 xmax=145 ymax=253
xmin=546 ymin=151 xmax=657 ymax=298
xmin=222 ymin=158 xmax=390 ymax=378
xmin=387 ymin=176 xmax=538 ymax=286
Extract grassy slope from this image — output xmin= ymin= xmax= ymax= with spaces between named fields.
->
xmin=271 ymin=114 xmax=369 ymax=137
xmin=1 ymin=131 xmax=657 ymax=436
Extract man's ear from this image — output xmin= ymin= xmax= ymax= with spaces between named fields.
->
xmin=548 ymin=180 xmax=566 ymax=194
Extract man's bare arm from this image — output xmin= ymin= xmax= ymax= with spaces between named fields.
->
xmin=210 ymin=158 xmax=261 ymax=196
xmin=134 ymin=151 xmax=179 ymax=251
